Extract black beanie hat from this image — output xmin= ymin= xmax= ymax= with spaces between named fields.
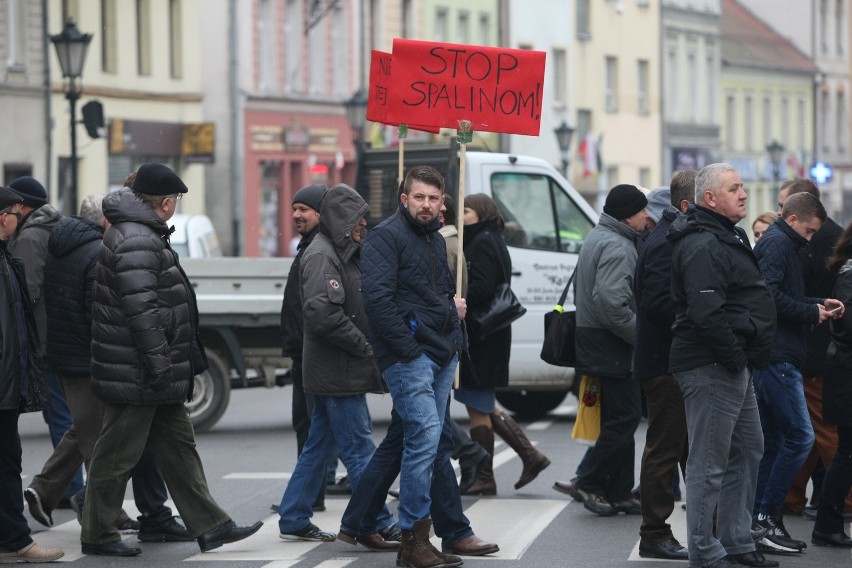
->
xmin=603 ymin=184 xmax=648 ymax=220
xmin=0 ymin=186 xmax=24 ymax=210
xmin=132 ymin=163 xmax=189 ymax=196
xmin=9 ymin=176 xmax=47 ymax=208
xmin=292 ymin=184 xmax=328 ymax=212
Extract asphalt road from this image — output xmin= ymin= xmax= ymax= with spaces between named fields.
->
xmin=17 ymin=385 xmax=852 ymax=568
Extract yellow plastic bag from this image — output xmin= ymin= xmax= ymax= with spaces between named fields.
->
xmin=571 ymin=375 xmax=601 ymax=446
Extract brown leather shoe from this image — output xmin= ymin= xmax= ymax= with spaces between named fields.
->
xmin=442 ymin=534 xmax=500 ymax=556
xmin=0 ymin=542 xmax=64 ymax=562
xmin=337 ymin=529 xmax=400 ymax=551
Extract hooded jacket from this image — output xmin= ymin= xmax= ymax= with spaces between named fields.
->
xmin=300 ymin=184 xmax=383 ymax=396
xmin=44 ymin=216 xmax=104 ymax=375
xmin=753 ymin=219 xmax=824 ymax=368
xmin=824 ymin=260 xmax=852 ymax=426
xmin=90 ymin=189 xmax=207 ymax=405
xmin=8 ymin=204 xmax=62 ymax=347
xmin=668 ymin=206 xmax=776 ymax=373
xmin=362 ymin=203 xmax=463 ymax=372
xmin=574 ymin=212 xmax=640 ymax=379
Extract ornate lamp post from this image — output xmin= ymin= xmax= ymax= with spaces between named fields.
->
xmin=50 ymin=18 xmax=92 ymax=214
xmin=766 ymin=139 xmax=785 ymax=193
xmin=343 ymin=88 xmax=368 ymax=187
xmin=554 ymin=120 xmax=575 ymax=178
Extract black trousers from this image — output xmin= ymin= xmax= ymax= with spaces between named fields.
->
xmin=815 ymin=424 xmax=852 ymax=534
xmin=577 ymin=375 xmax=642 ymax=502
xmin=639 ymin=374 xmax=688 ymax=542
xmin=0 ymin=409 xmax=32 ymax=552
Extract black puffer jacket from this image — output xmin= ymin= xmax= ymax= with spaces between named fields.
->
xmin=362 ymin=204 xmax=463 ymax=372
xmin=44 ymin=216 xmax=103 ymax=375
xmin=801 ymin=217 xmax=842 ymax=375
xmin=668 ymin=206 xmax=776 ymax=373
xmin=463 ymin=219 xmax=511 ymax=388
xmin=0 ymin=241 xmax=46 ymax=413
xmin=300 ymin=184 xmax=382 ymax=396
xmin=90 ymin=189 xmax=207 ymax=405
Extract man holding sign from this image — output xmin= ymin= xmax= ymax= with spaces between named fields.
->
xmin=362 ymin=166 xmax=464 ymax=568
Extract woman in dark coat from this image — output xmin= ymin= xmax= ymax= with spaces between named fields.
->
xmin=458 ymin=193 xmax=550 ymax=495
xmin=815 ymin=222 xmax=852 ymax=547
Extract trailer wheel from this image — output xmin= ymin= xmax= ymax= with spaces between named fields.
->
xmin=496 ymin=389 xmax=568 ymax=420
xmin=186 ymin=351 xmax=231 ymax=433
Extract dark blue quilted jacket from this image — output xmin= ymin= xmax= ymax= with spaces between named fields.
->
xmin=753 ymin=219 xmax=823 ymax=368
xmin=361 ymin=204 xmax=463 ymax=371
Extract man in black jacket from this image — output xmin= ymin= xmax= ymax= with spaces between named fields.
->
xmin=777 ymin=180 xmax=851 ymax=518
xmin=669 ymin=163 xmax=777 ymax=568
xmin=279 ymin=183 xmax=328 ymax=511
xmin=361 ymin=165 xmax=464 ymax=568
xmin=633 ymin=171 xmax=695 ymax=561
xmin=25 ymin=194 xmax=189 ymax=542
xmin=81 ymin=164 xmax=261 ymax=556
xmin=0 ymin=186 xmax=63 ymax=563
xmin=751 ymin=192 xmax=841 ymax=553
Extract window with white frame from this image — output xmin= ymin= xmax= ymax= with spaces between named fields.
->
xmin=780 ymin=96 xmax=789 ymax=148
xmin=553 ymin=48 xmax=567 ymax=107
xmin=726 ymin=94 xmax=736 ymax=151
xmin=285 ymin=0 xmax=302 ymax=92
xmin=435 ymin=8 xmax=448 ymax=41
xmin=637 ymin=59 xmax=649 ymax=114
xmin=821 ymin=0 xmax=829 ymax=53
xmin=258 ymin=0 xmax=275 ymax=90
xmin=667 ymin=45 xmax=678 ymax=120
xmin=822 ymin=89 xmax=830 ymax=153
xmin=458 ymin=10 xmax=470 ymax=44
xmin=706 ymin=40 xmax=716 ymax=122
xmin=577 ymin=0 xmax=590 ymax=39
xmin=745 ymin=95 xmax=754 ymax=151
xmin=401 ymin=0 xmax=413 ymax=38
xmin=102 ymin=0 xmax=117 ymax=73
xmin=837 ymin=0 xmax=844 ymax=55
xmin=169 ymin=0 xmax=182 ymax=79
xmin=763 ymin=96 xmax=772 ymax=147
xmin=688 ymin=50 xmax=697 ymax=122
xmin=6 ymin=0 xmax=25 ymax=70
xmin=797 ymin=98 xmax=806 ymax=150
xmin=137 ymin=0 xmax=152 ymax=76
xmin=479 ymin=13 xmax=490 ymax=45
xmin=837 ymin=90 xmax=845 ymax=152
xmin=308 ymin=10 xmax=326 ymax=94
xmin=605 ymin=56 xmax=618 ymax=112
xmin=332 ymin=2 xmax=347 ymax=96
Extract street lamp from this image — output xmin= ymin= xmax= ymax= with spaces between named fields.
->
xmin=50 ymin=18 xmax=92 ymax=215
xmin=766 ymin=139 xmax=785 ymax=185
xmin=343 ymin=88 xmax=369 ymax=144
xmin=554 ymin=120 xmax=575 ymax=178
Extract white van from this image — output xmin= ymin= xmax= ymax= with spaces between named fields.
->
xmin=462 ymin=152 xmax=598 ymax=415
xmin=169 ymin=213 xmax=223 ymax=258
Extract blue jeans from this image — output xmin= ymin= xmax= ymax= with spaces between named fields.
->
xmin=340 ymin=402 xmax=472 ymax=546
xmin=676 ymin=364 xmax=763 ymax=568
xmin=753 ymin=363 xmax=815 ymax=517
xmin=278 ymin=394 xmax=393 ymax=534
xmin=41 ymin=366 xmax=83 ymax=499
xmin=383 ymin=354 xmax=457 ymax=530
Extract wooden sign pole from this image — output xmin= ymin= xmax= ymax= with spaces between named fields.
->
xmin=454 ymin=120 xmax=473 ymax=389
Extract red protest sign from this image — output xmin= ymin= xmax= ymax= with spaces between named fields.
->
xmin=386 ymin=39 xmax=546 ymax=136
xmin=367 ymin=50 xmax=440 ymax=134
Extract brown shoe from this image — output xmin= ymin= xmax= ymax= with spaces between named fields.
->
xmin=0 ymin=542 xmax=64 ymax=562
xmin=442 ymin=534 xmax=500 ymax=556
xmin=337 ymin=529 xmax=399 ymax=551
xmin=397 ymin=519 xmax=455 ymax=568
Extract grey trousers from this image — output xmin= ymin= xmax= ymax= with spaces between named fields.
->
xmin=675 ymin=363 xmax=763 ymax=568
xmin=81 ymin=403 xmax=229 ymax=545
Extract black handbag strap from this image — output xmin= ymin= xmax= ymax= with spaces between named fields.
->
xmin=556 ymin=266 xmax=578 ymax=308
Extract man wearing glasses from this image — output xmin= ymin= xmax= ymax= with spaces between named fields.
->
xmin=80 ymin=164 xmax=261 ymax=556
xmin=0 ymin=186 xmax=64 ymax=562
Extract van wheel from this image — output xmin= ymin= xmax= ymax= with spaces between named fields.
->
xmin=186 ymin=351 xmax=231 ymax=433
xmin=496 ymin=389 xmax=568 ymax=420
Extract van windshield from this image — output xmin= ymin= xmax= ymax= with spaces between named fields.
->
xmin=491 ymin=172 xmax=594 ymax=253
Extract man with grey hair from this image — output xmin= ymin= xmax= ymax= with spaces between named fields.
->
xmin=668 ymin=163 xmax=778 ymax=568
xmin=81 ymin=165 xmax=261 ymax=555
xmin=26 ymin=193 xmax=192 ymax=542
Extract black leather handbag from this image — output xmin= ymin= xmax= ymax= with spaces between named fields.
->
xmin=540 ymin=268 xmax=577 ymax=367
xmin=469 ymin=241 xmax=526 ymax=338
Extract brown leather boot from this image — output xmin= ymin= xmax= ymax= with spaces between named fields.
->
xmin=396 ymin=519 xmax=452 ymax=568
xmin=463 ymin=425 xmax=497 ymax=496
xmin=491 ymin=411 xmax=551 ymax=490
